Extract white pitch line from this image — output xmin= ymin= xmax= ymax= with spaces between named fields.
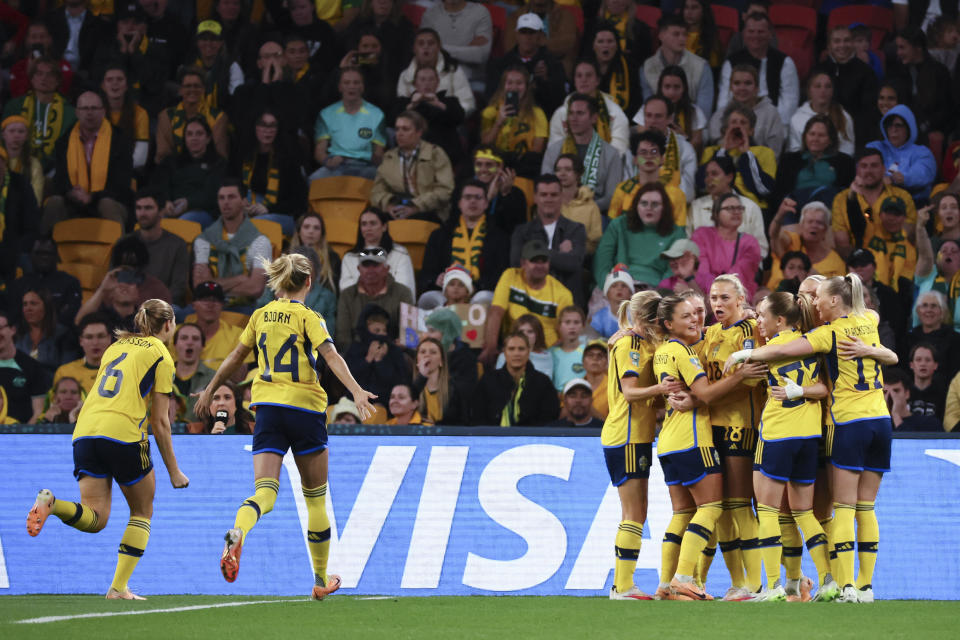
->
xmin=15 ymin=598 xmax=305 ymax=624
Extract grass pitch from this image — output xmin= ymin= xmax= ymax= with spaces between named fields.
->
xmin=0 ymin=595 xmax=954 ymax=640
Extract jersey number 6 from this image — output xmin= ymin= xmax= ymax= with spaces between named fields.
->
xmin=97 ymin=353 xmax=127 ymax=398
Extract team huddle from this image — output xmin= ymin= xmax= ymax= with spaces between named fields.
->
xmin=604 ymin=272 xmax=893 ymax=603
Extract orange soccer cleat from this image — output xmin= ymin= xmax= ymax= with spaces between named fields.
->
xmin=27 ymin=489 xmax=55 ymax=537
xmin=220 ymin=528 xmax=243 ymax=583
xmin=311 ymin=575 xmax=342 ymax=601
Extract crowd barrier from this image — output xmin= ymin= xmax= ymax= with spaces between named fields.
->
xmin=1 ymin=432 xmax=958 ymax=599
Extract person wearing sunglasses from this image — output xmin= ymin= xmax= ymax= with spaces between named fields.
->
xmin=335 ymin=245 xmax=414 ymax=350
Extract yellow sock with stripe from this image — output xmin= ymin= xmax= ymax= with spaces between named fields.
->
xmin=793 ymin=509 xmax=831 ymax=585
xmin=779 ymin=514 xmax=803 ymax=580
xmin=109 ymin=517 xmax=150 ymax=593
xmin=51 ymin=499 xmax=100 ymax=532
xmin=613 ymin=520 xmax=644 ymax=592
xmin=303 ymin=484 xmax=332 ymax=586
xmin=234 ymin=478 xmax=279 ymax=542
xmin=717 ymin=505 xmax=745 ymax=588
xmin=660 ymin=509 xmax=694 ymax=586
xmin=730 ymin=498 xmax=762 ymax=592
xmin=855 ymin=501 xmax=878 ymax=589
xmin=756 ymin=504 xmax=782 ymax=588
xmin=676 ymin=502 xmax=723 ymax=577
xmin=832 ymin=502 xmax=856 ymax=587
xmin=694 ymin=530 xmax=718 ymax=587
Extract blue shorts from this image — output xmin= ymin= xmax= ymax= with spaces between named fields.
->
xmin=712 ymin=425 xmax=758 ymax=459
xmin=660 ymin=446 xmax=721 ymax=486
xmin=754 ymin=437 xmax=819 ymax=484
xmin=252 ymin=404 xmax=329 ymax=456
xmin=73 ymin=437 xmax=153 ymax=486
xmin=604 ymin=443 xmax=653 ymax=486
xmin=830 ymin=417 xmax=892 ymax=473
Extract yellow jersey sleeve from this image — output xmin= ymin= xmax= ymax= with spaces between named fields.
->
xmin=602 ymin=334 xmax=657 ymax=446
xmin=759 ymin=329 xmax=822 ymax=440
xmin=703 ymin=319 xmax=762 ymax=428
xmin=653 ymin=339 xmax=712 ymax=455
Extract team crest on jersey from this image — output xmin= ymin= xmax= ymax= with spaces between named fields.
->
xmin=689 ymin=357 xmax=701 ymax=368
xmin=573 ymin=363 xmax=585 ymax=374
xmin=638 ymin=456 xmax=650 ymax=472
xmin=630 ymin=351 xmax=640 ymax=366
xmin=743 ymin=339 xmax=755 ymax=349
xmin=358 ymin=127 xmax=373 ymax=139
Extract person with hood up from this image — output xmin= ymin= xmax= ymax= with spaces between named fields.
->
xmin=866 ymin=104 xmax=938 ymax=202
xmin=343 ymin=303 xmax=413 ymax=413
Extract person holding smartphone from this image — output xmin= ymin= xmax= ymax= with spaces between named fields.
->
xmin=480 ymin=65 xmax=548 ymax=178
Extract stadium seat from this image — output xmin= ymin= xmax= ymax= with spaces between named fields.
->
xmin=58 ymin=262 xmax=107 ymax=297
xmin=513 ymin=176 xmax=536 ymax=219
xmin=769 ymin=5 xmax=817 ymax=83
xmin=634 ymin=5 xmax=662 ymax=33
xmin=309 ymin=176 xmax=373 ymax=221
xmin=712 ymin=5 xmax=739 ymax=52
xmin=326 ymin=217 xmax=359 ymax=258
xmin=250 ymin=218 xmax=284 ymax=259
xmin=160 ymin=218 xmax=203 ymax=245
xmin=484 ymin=3 xmax=507 ymax=58
xmin=558 ymin=4 xmax=584 ymax=35
xmin=388 ymin=219 xmax=441 ymax=270
xmin=52 ymin=218 xmax=123 ymax=267
xmin=827 ymin=5 xmax=893 ymax=51
xmin=401 ymin=3 xmax=425 ymax=27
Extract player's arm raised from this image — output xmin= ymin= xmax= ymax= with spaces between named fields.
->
xmin=195 ymin=343 xmax=253 ymax=418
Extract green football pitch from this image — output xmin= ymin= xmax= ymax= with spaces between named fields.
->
xmin=0 ymin=596 xmax=955 ymax=639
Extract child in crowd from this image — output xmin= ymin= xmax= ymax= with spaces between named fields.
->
xmin=551 ymin=306 xmax=587 ymax=392
xmin=591 ymin=266 xmax=634 ymax=338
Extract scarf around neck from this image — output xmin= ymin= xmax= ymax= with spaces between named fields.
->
xmin=450 ymin=215 xmax=487 ymax=281
xmin=563 ymin=131 xmax=602 ymax=189
xmin=200 ymin=216 xmax=262 ymax=279
xmin=67 ymin=119 xmax=112 ymax=193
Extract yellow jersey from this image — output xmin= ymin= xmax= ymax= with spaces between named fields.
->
xmin=239 ymin=299 xmax=333 ymax=415
xmin=602 ymin=334 xmax=658 ymax=447
xmin=73 ymin=336 xmax=175 ymax=443
xmin=653 ymin=338 xmax=713 ymax=455
xmin=803 ymin=313 xmax=889 ymax=426
xmin=492 ymin=268 xmax=574 ymax=347
xmin=53 ymin=358 xmax=100 ymax=394
xmin=702 ymin=319 xmax=763 ymax=429
xmin=759 ymin=329 xmax=822 ymax=441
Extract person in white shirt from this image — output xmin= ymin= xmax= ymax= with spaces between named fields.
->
xmin=420 ymin=0 xmax=493 ymax=93
xmin=397 ymin=28 xmax=476 ymax=116
xmin=687 ymin=154 xmax=768 ymax=257
xmin=548 ymin=59 xmax=630 ymax=155
xmin=787 ymin=71 xmax=855 ymax=156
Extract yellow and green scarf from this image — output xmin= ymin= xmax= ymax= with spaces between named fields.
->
xmin=562 ymin=132 xmax=602 ymax=190
xmin=242 ymin=154 xmax=279 ymax=209
xmin=659 ymin=132 xmax=681 ymax=190
xmin=500 ymin=374 xmax=526 ymax=427
xmin=20 ymin=92 xmax=67 ymax=163
xmin=66 ymin=119 xmax=112 ymax=194
xmin=605 ymin=11 xmax=630 ymax=52
xmin=606 ymin=55 xmax=631 ymax=112
xmin=167 ymin=101 xmax=221 ymax=156
xmin=450 ymin=215 xmax=487 ymax=281
xmin=593 ymin=93 xmax=612 ymax=144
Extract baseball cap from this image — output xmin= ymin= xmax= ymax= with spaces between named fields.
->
xmin=197 ymin=20 xmax=223 ymax=37
xmin=116 ymin=2 xmax=147 ymax=22
xmin=442 ymin=264 xmax=474 ymax=295
xmin=879 ymin=195 xmax=907 ymax=216
xmin=583 ymin=338 xmax=609 ymax=356
xmin=562 ymin=377 xmax=592 ymax=395
xmin=517 ymin=13 xmax=545 ymax=32
xmin=847 ymin=248 xmax=876 ymax=267
xmin=660 ymin=238 xmax=701 ymax=260
xmin=603 ymin=267 xmax=634 ymax=295
xmin=358 ymin=246 xmax=388 ymax=264
xmin=193 ymin=281 xmax=225 ymax=302
xmin=521 ymin=239 xmax=550 ymax=261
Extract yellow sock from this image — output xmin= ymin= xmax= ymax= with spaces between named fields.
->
xmin=855 ymin=501 xmax=879 ymax=589
xmin=52 ymin=499 xmax=100 ymax=532
xmin=613 ymin=520 xmax=643 ymax=593
xmin=234 ymin=478 xmax=279 ymax=542
xmin=793 ymin=509 xmax=831 ymax=585
xmin=756 ymin=504 xmax=782 ymax=588
xmin=676 ymin=502 xmax=723 ymax=577
xmin=779 ymin=514 xmax=803 ymax=580
xmin=694 ymin=530 xmax=718 ymax=587
xmin=832 ymin=503 xmax=856 ymax=587
xmin=303 ymin=484 xmax=332 ymax=586
xmin=717 ymin=506 xmax=745 ymax=588
xmin=109 ymin=517 xmax=150 ymax=593
xmin=660 ymin=509 xmax=694 ymax=585
xmin=731 ymin=499 xmax=762 ymax=592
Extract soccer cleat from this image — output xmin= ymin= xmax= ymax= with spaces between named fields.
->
xmin=27 ymin=489 xmax=55 ymax=537
xmin=858 ymin=585 xmax=874 ymax=603
xmin=722 ymin=586 xmax=752 ymax=601
xmin=654 ymin=586 xmax=694 ymax=601
xmin=105 ymin=588 xmax=146 ymax=601
xmin=812 ymin=579 xmax=840 ymax=602
xmin=748 ymin=586 xmax=786 ymax=602
xmin=670 ymin=577 xmax=713 ymax=601
xmin=609 ymin=586 xmax=654 ymax=600
xmin=836 ymin=585 xmax=860 ymax=603
xmin=220 ymin=528 xmax=243 ymax=583
xmin=311 ymin=574 xmax=341 ymax=601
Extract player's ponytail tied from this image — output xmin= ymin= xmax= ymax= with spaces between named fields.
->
xmin=616 ymin=299 xmax=632 ymax=331
xmin=846 ymin=272 xmax=867 ymax=316
xmin=116 ymin=299 xmax=174 ymax=340
xmin=263 ymin=253 xmax=312 ymax=294
xmin=795 ymin=293 xmax=816 ymax=332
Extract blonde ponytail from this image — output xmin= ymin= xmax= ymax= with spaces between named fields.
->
xmin=115 ymin=299 xmax=174 ymax=340
xmin=262 ymin=253 xmax=312 ymax=294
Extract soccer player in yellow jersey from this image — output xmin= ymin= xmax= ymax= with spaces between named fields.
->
xmin=701 ymin=274 xmax=764 ymax=599
xmin=652 ymin=295 xmax=766 ymax=600
xmin=749 ymin=292 xmax=838 ymax=602
xmin=604 ymin=291 xmax=682 ymax=600
xmin=726 ymin=275 xmax=898 ymax=603
xmin=196 ymin=254 xmax=376 ymax=600
xmin=26 ymin=300 xmax=190 ymax=600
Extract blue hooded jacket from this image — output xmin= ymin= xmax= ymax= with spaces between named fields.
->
xmin=866 ymin=104 xmax=937 ymax=200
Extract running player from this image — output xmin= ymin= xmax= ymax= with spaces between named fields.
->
xmin=701 ymin=274 xmax=764 ymax=599
xmin=26 ymin=300 xmax=189 ymax=600
xmin=652 ymin=295 xmax=766 ymax=600
xmin=604 ymin=291 xmax=681 ymax=600
xmin=196 ymin=254 xmax=376 ymax=600
xmin=725 ymin=274 xmax=897 ymax=603
xmin=749 ymin=292 xmax=837 ymax=602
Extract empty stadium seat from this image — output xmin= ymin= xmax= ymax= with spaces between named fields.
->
xmin=712 ymin=4 xmax=739 ymax=52
xmin=250 ymin=218 xmax=284 ymax=259
xmin=160 ymin=218 xmax=203 ymax=245
xmin=484 ymin=3 xmax=507 ymax=58
xmin=58 ymin=262 xmax=107 ymax=298
xmin=557 ymin=4 xmax=584 ymax=35
xmin=770 ymin=5 xmax=817 ymax=83
xmin=827 ymin=5 xmax=893 ymax=51
xmin=634 ymin=5 xmax=662 ymax=32
xmin=388 ymin=219 xmax=441 ymax=270
xmin=309 ymin=176 xmax=373 ymax=222
xmin=513 ymin=176 xmax=536 ymax=219
xmin=52 ymin=218 xmax=123 ymax=267
xmin=325 ymin=217 xmax=359 ymax=258
xmin=401 ymin=3 xmax=425 ymax=27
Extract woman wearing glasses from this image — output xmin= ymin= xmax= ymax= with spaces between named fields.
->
xmin=689 ymin=193 xmax=762 ymax=299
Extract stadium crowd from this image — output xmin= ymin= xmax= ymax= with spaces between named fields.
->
xmin=2 ymin=0 xmax=960 ymax=431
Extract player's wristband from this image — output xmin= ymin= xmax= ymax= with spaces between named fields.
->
xmin=730 ymin=349 xmax=753 ymax=365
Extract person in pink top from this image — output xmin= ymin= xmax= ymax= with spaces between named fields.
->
xmin=690 ymin=192 xmax=762 ymax=298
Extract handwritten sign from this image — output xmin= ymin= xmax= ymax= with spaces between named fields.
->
xmin=399 ymin=302 xmax=489 ymax=349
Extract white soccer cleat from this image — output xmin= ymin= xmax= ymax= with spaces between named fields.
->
xmin=748 ymin=586 xmax=786 ymax=602
xmin=812 ymin=578 xmax=840 ymax=602
xmin=609 ymin=585 xmax=653 ymax=600
xmin=835 ymin=585 xmax=860 ymax=603
xmin=858 ymin=585 xmax=874 ymax=603
xmin=722 ymin=586 xmax=752 ymax=601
